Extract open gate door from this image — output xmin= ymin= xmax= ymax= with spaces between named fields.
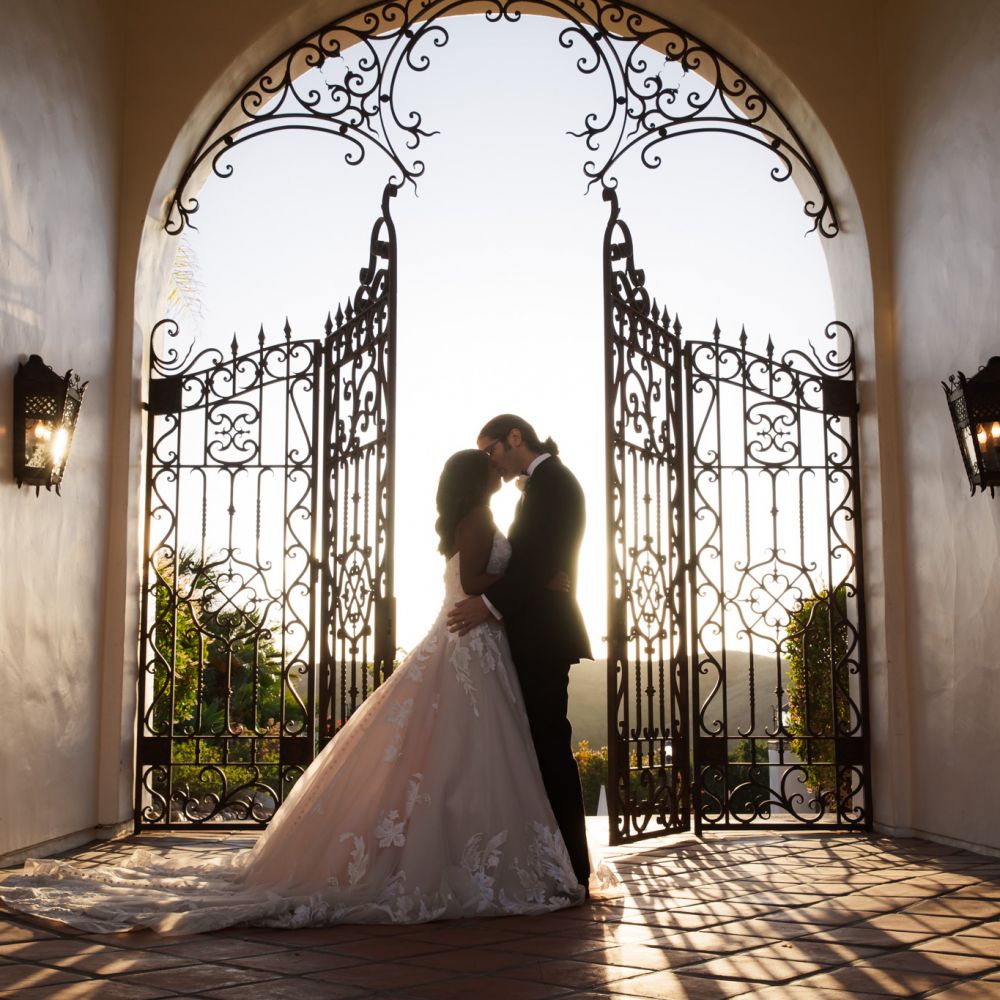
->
xmin=137 ymin=185 xmax=398 ymax=828
xmin=319 ymin=184 xmax=399 ymax=749
xmin=601 ymin=189 xmax=870 ymax=842
xmin=603 ymin=189 xmax=690 ymax=844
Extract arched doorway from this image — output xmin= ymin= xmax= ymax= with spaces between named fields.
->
xmin=135 ymin=0 xmax=870 ymax=842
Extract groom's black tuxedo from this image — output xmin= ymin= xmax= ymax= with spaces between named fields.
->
xmin=486 ymin=456 xmax=592 ymax=664
xmin=485 ymin=455 xmax=592 ymax=885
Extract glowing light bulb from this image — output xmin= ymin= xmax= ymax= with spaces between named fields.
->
xmin=33 ymin=423 xmax=51 ymax=441
xmin=51 ymin=428 xmax=69 ymax=465
xmin=991 ymin=422 xmax=1000 ymax=440
xmin=978 ymin=426 xmax=988 ymax=448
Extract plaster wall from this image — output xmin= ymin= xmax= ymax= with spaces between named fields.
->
xmin=0 ymin=0 xmax=123 ymax=861
xmin=881 ymin=0 xmax=1000 ymax=852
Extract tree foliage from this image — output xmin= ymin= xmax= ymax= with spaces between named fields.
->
xmin=574 ymin=739 xmax=609 ymax=814
xmin=783 ymin=586 xmax=850 ymax=794
xmin=153 ymin=551 xmax=303 ymax=803
xmin=576 ymin=740 xmax=693 ymax=818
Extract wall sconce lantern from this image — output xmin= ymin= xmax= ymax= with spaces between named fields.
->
xmin=943 ymin=356 xmax=1000 ymax=496
xmin=12 ymin=354 xmax=87 ymax=495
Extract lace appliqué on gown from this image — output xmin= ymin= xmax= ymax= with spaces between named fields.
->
xmin=0 ymin=532 xmax=591 ymax=934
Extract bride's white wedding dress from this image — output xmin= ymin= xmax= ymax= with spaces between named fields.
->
xmin=0 ymin=532 xmax=586 ymax=934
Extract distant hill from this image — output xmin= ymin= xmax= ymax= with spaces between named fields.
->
xmin=569 ymin=651 xmax=786 ymax=749
xmin=567 ymin=659 xmax=611 ymax=749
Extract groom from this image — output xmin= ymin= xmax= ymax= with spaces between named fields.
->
xmin=448 ymin=414 xmax=592 ymax=888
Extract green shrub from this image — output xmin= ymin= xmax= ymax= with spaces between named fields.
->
xmin=152 ymin=551 xmax=297 ymax=736
xmin=576 ymin=740 xmax=690 ymax=819
xmin=151 ymin=551 xmax=302 ymax=806
xmin=574 ymin=739 xmax=609 ymax=814
xmin=784 ymin=586 xmax=850 ymax=795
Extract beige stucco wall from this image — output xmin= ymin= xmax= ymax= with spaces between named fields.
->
xmin=4 ymin=0 xmax=998 ymax=859
xmin=881 ymin=0 xmax=1000 ymax=852
xmin=0 ymin=0 xmax=124 ymax=862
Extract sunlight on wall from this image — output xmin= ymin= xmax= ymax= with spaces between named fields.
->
xmin=0 ymin=129 xmax=43 ymax=333
xmin=165 ymin=14 xmax=835 ymax=655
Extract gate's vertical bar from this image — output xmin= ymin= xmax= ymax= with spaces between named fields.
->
xmin=307 ymin=340 xmax=322 ymax=763
xmin=376 ymin=183 xmax=398 ymax=688
xmin=136 ymin=334 xmax=186 ymax=829
xmin=849 ymin=388 xmax=874 ymax=831
xmin=602 ymin=188 xmax=625 ymax=845
xmin=168 ymin=384 xmax=184 ymax=823
xmin=832 ymin=334 xmax=873 ymax=830
xmin=670 ymin=320 xmax=691 ymax=833
xmin=683 ymin=340 xmax=703 ymax=837
xmin=824 ymin=385 xmax=838 ymax=825
xmin=135 ymin=380 xmax=158 ymax=832
xmin=319 ymin=313 xmax=339 ymax=751
xmin=714 ymin=337 xmax=730 ymax=826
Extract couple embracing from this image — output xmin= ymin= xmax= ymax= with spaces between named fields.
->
xmin=0 ymin=414 xmax=598 ymax=933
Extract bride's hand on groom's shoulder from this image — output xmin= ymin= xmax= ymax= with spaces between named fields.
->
xmin=447 ymin=596 xmax=491 ymax=636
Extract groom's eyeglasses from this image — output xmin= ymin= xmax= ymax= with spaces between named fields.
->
xmin=483 ymin=439 xmax=506 ymax=459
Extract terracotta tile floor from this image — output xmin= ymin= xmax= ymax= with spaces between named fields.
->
xmin=3 ymin=822 xmax=1000 ymax=998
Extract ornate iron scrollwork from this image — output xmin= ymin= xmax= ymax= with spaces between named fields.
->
xmin=603 ymin=187 xmax=689 ymax=845
xmin=604 ymin=192 xmax=869 ymax=842
xmin=137 ymin=185 xmax=398 ymax=828
xmin=137 ymin=320 xmax=322 ymax=826
xmin=166 ymin=0 xmax=838 ymax=237
xmin=319 ymin=184 xmax=398 ymax=746
xmin=685 ymin=322 xmax=870 ymax=832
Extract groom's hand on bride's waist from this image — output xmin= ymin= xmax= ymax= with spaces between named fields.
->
xmin=449 ymin=571 xmax=572 ymax=634
xmin=447 ymin=596 xmax=493 ymax=636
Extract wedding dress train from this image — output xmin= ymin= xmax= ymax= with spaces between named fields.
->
xmin=0 ymin=533 xmax=586 ymax=934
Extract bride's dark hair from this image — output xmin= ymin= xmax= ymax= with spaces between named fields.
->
xmin=435 ymin=449 xmax=492 ymax=555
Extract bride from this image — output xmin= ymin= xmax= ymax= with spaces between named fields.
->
xmin=0 ymin=449 xmax=590 ymax=934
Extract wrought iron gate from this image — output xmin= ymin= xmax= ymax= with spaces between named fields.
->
xmin=136 ymin=186 xmax=397 ymax=828
xmin=319 ymin=186 xmax=398 ymax=749
xmin=604 ymin=193 xmax=871 ymax=843
xmin=604 ymin=189 xmax=690 ymax=843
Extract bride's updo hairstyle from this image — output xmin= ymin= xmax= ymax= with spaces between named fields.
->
xmin=478 ymin=414 xmax=558 ymax=456
xmin=435 ymin=449 xmax=492 ymax=555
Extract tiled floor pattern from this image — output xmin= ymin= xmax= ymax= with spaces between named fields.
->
xmin=2 ymin=827 xmax=1000 ymax=998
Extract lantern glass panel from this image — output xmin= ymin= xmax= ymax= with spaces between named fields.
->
xmin=963 ymin=425 xmax=979 ymax=471
xmin=23 ymin=388 xmax=62 ymax=475
xmin=978 ymin=422 xmax=1000 ymax=473
xmin=53 ymin=397 xmax=80 ymax=477
xmin=25 ymin=417 xmax=58 ymax=470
